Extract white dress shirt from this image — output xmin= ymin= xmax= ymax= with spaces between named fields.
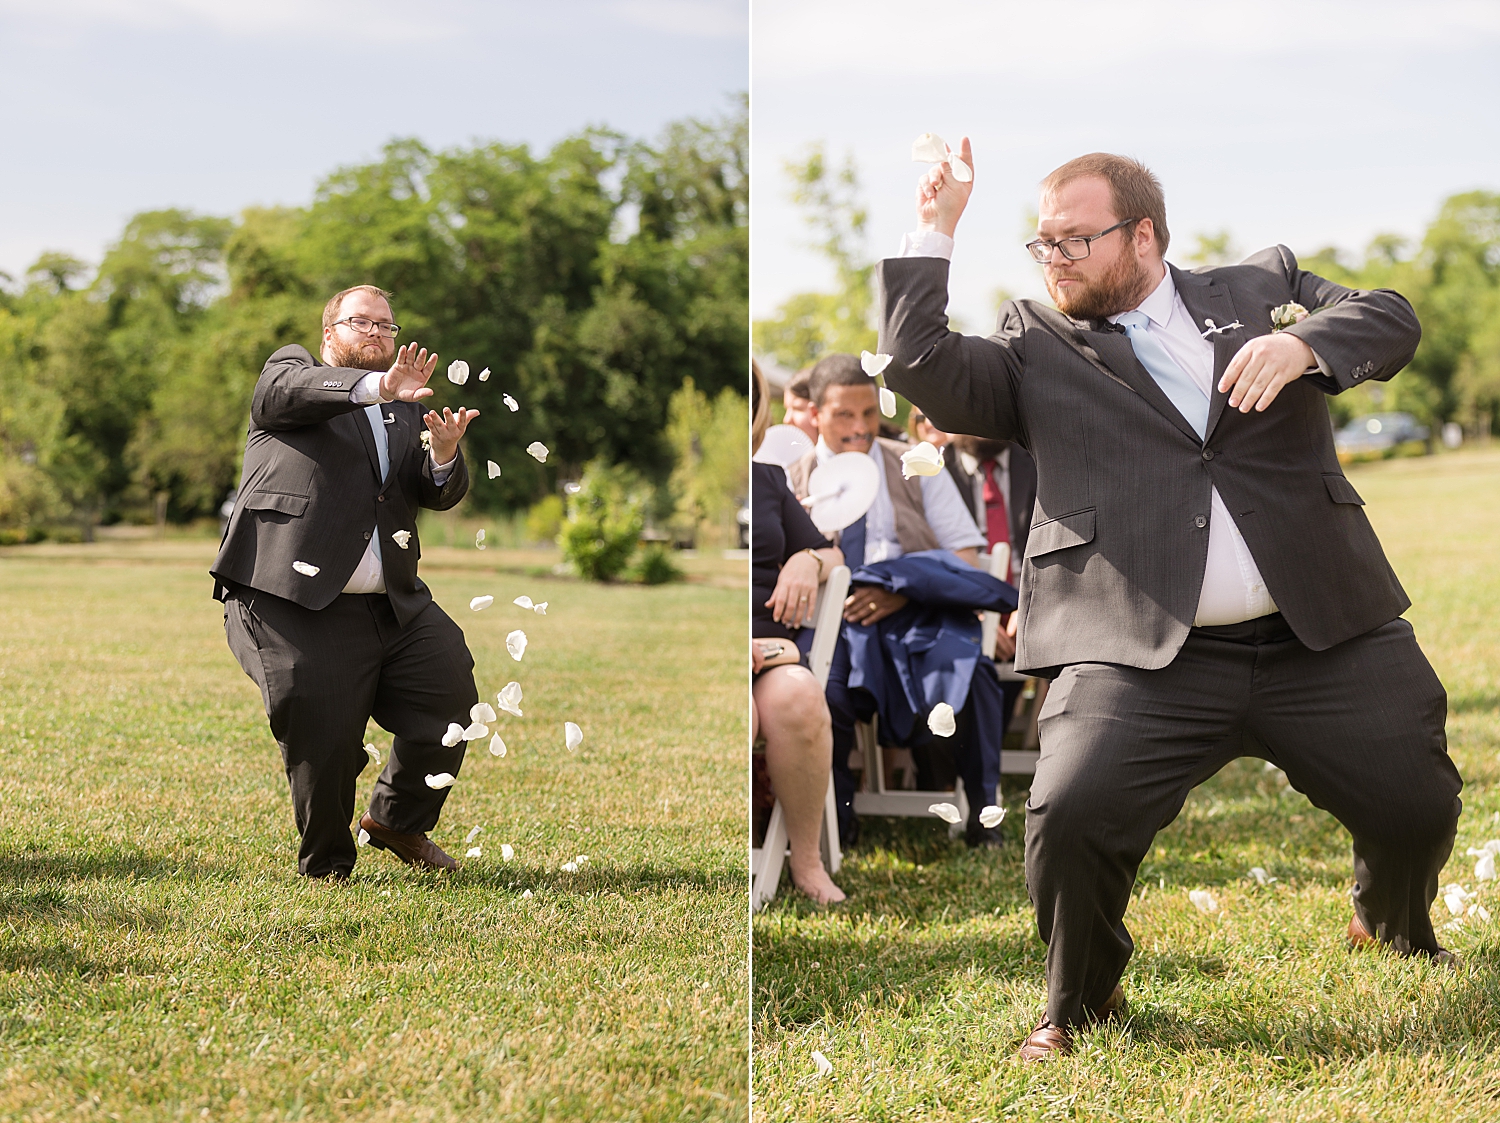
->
xmin=898 ymin=234 xmax=1276 ymax=625
xmin=816 ymin=437 xmax=985 ymax=562
xmin=956 ymin=446 xmax=1016 ymax=580
xmin=341 ymin=371 xmax=455 ymax=595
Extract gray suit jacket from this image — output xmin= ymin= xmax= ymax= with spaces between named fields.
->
xmin=877 ymin=246 xmax=1418 ymax=675
xmin=211 ymin=344 xmax=469 ymax=627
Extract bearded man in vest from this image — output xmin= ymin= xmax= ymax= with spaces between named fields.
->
xmin=787 ymin=353 xmax=1011 ymax=848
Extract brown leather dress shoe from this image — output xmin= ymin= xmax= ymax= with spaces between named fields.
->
xmin=359 ymin=813 xmax=458 ymax=871
xmin=1017 ymin=985 xmax=1126 ymax=1062
xmin=1348 ymin=913 xmax=1457 ymax=967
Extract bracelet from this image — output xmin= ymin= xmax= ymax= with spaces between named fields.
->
xmin=801 ymin=547 xmax=825 ymax=581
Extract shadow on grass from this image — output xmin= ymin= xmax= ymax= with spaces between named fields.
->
xmin=354 ymin=860 xmax=745 ymax=898
xmin=0 ymin=848 xmax=222 ymax=885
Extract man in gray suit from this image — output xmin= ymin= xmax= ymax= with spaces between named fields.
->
xmin=214 ymin=284 xmax=480 ymax=879
xmin=878 ymin=146 xmax=1461 ymax=1060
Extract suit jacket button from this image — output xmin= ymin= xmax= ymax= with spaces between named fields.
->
xmin=1201 ymin=449 xmax=1214 ymax=461
xmin=1194 ymin=515 xmax=1207 ymax=528
xmin=364 ymin=532 xmax=371 ymax=540
xmin=377 ymin=495 xmax=385 ymax=503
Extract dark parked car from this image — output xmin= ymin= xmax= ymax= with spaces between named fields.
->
xmin=1335 ymin=412 xmax=1429 ymax=460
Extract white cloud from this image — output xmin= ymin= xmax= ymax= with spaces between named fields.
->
xmin=609 ymin=0 xmax=746 ymax=38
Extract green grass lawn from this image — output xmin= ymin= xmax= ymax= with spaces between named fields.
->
xmin=753 ymin=447 xmax=1500 ymax=1122
xmin=0 ymin=540 xmax=747 ymax=1121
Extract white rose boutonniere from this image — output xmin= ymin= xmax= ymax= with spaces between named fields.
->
xmin=1269 ymin=302 xmax=1311 ymax=332
xmin=420 ymin=429 xmax=432 ymax=451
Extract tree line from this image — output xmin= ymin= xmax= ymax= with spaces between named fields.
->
xmin=0 ymin=98 xmax=747 ymax=539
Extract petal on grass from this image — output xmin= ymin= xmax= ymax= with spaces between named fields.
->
xmin=1478 ymin=851 xmax=1497 ymax=881
xmin=465 ymin=825 xmax=483 ymax=844
xmin=521 ymin=888 xmax=532 ymax=898
xmin=391 ymin=529 xmax=412 ymax=549
xmin=927 ymin=702 xmax=956 ymax=737
xmin=441 ymin=722 xmax=466 ymax=747
xmin=1189 ymin=889 xmax=1219 ymax=914
xmin=506 ymin=630 xmax=528 ymax=661
xmin=364 ymin=743 xmax=380 ymax=767
xmin=471 ymin=702 xmax=497 ymax=723
xmin=487 ymin=460 xmax=502 ymax=479
xmin=860 ymin=350 xmax=892 ymax=378
xmin=497 ymin=682 xmax=523 ymax=717
xmin=425 ymin=772 xmax=456 ymax=789
xmin=565 ymin=722 xmax=583 ymax=751
xmin=1249 ymin=867 xmax=1269 ymax=886
xmin=526 ymin=441 xmax=548 ymax=463
xmin=928 ymin=802 xmax=961 ymax=824
xmin=470 ymin=595 xmax=495 ymax=611
xmin=501 ymin=843 xmax=515 ymax=862
xmin=447 ymin=360 xmax=469 ymax=385
xmin=463 ymin=721 xmax=489 ymax=740
xmin=561 ymin=861 xmax=578 ymax=873
xmin=978 ymin=804 xmax=1005 ymax=828
xmin=466 ymin=847 xmax=483 ymax=859
xmin=489 ymin=733 xmax=507 ymax=757
xmin=292 ymin=561 xmax=320 ymax=577
xmin=812 ymin=1050 xmax=833 ymax=1077
xmin=503 ymin=394 xmax=519 ymax=412
xmin=513 ymin=596 xmax=534 ymax=610
xmin=879 ymin=386 xmax=897 ymax=417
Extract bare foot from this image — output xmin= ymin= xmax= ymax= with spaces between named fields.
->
xmin=790 ymin=862 xmax=846 ymax=905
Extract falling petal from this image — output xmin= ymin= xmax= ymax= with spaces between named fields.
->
xmin=561 ymin=861 xmax=578 ymax=873
xmin=928 ymin=802 xmax=962 ymax=825
xmin=879 ymin=386 xmax=897 ymax=417
xmin=475 ymin=529 xmax=486 ymax=550
xmin=425 ymin=772 xmax=456 ymax=789
xmin=860 ymin=350 xmax=892 ymax=378
xmin=927 ymin=702 xmax=956 ymax=737
xmin=487 ymin=460 xmax=502 ymax=479
xmin=364 ymin=743 xmax=380 ymax=767
xmin=812 ymin=1050 xmax=833 ymax=1077
xmin=463 ymin=721 xmax=489 ymax=740
xmin=514 ymin=596 xmax=534 ymax=610
xmin=471 ymin=702 xmax=497 ymax=724
xmin=478 ymin=367 xmax=491 ymax=382
xmin=357 ymin=828 xmax=370 ymax=847
xmin=441 ymin=722 xmax=466 ymax=747
xmin=520 ymin=888 xmax=532 ymax=898
xmin=470 ymin=595 xmax=495 ymax=612
xmin=526 ymin=442 xmax=548 ymax=463
xmin=911 ymin=133 xmax=947 ymax=163
xmin=447 ymin=360 xmax=469 ymax=385
xmin=465 ymin=825 xmax=483 ymax=844
xmin=565 ymin=722 xmax=583 ymax=752
xmin=1478 ymin=852 xmax=1496 ymax=881
xmin=1189 ymin=889 xmax=1219 ymax=914
xmin=503 ymin=394 xmax=519 ymax=412
xmin=466 ymin=847 xmax=483 ymax=859
xmin=506 ymin=630 xmax=528 ymax=661
xmin=978 ymin=805 xmax=1005 ymax=829
xmin=390 ymin=529 xmax=412 ymax=549
xmin=533 ymin=602 xmax=548 ymax=615
xmin=1249 ymin=867 xmax=1269 ymax=886
xmin=948 ymin=153 xmax=973 ymax=182
xmin=1477 ymin=904 xmax=1493 ymax=922
xmin=497 ymin=682 xmax=524 ymax=717
xmin=489 ymin=733 xmax=507 ymax=757
xmin=901 ymin=441 xmax=945 ymax=479
xmin=501 ymin=844 xmax=515 ymax=862
xmin=292 ymin=560 xmax=320 ymax=577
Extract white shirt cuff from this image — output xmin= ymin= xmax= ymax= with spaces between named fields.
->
xmin=899 ymin=230 xmax=955 ymax=260
xmin=430 ymin=452 xmax=456 ymax=486
xmin=350 ymin=371 xmax=384 ymax=404
xmin=1310 ymin=348 xmax=1332 ymax=378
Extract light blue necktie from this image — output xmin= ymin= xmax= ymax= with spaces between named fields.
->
xmin=1115 ymin=310 xmax=1209 ymax=440
xmin=363 ymin=403 xmax=390 ymax=567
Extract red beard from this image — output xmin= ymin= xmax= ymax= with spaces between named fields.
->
xmin=326 ymin=335 xmax=392 ymax=372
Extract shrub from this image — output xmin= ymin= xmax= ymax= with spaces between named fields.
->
xmin=632 ymin=544 xmax=684 ymax=585
xmin=525 ymin=495 xmax=564 ymax=545
xmin=559 ymin=462 xmax=644 ymax=582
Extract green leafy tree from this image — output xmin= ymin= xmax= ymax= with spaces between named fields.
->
xmin=664 ymin=377 xmax=748 ymax=548
xmin=559 ymin=460 xmax=644 ymax=581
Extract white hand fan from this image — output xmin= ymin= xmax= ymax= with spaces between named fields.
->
xmin=753 ymin=423 xmax=814 ymax=467
xmin=806 ymin=452 xmax=880 ymax=534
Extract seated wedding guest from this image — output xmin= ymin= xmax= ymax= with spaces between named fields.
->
xmin=752 ymin=362 xmax=847 ymax=904
xmin=786 ymin=354 xmax=1015 ymax=848
xmin=783 ymin=374 xmax=819 ymax=442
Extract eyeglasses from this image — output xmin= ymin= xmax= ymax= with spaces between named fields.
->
xmin=1025 ymin=218 xmax=1141 ymax=264
xmin=333 ymin=316 xmax=401 ymax=337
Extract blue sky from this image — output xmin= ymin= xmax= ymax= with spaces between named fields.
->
xmin=0 ymin=0 xmax=747 ymax=280
xmin=751 ymin=0 xmax=1500 ymax=333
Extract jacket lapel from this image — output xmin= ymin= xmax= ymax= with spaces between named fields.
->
xmin=381 ymin=405 xmax=410 ymax=493
xmin=1079 ymin=324 xmax=1204 ymax=444
xmin=352 ymin=404 xmax=383 ymax=481
xmin=1171 ymin=265 xmax=1243 ymax=441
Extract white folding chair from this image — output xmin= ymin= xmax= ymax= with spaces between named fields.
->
xmin=751 ymin=565 xmax=849 ymax=911
xmin=980 ymin=543 xmax=1041 ymax=776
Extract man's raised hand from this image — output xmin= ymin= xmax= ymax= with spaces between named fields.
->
xmin=380 ymin=344 xmax=440 ymax=403
xmin=915 ymin=136 xmax=974 ymax=239
xmin=425 ymin=406 xmax=479 ymax=466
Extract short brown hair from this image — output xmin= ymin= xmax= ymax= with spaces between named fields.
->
xmin=322 ymin=284 xmax=393 ymax=331
xmin=806 ymin=353 xmax=871 ymax=406
xmin=1039 ymin=154 xmax=1169 ymax=255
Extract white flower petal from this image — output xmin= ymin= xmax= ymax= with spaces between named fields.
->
xmin=501 ymin=843 xmax=515 ymax=862
xmin=463 ymin=721 xmax=489 ymax=740
xmin=364 ymin=743 xmax=380 ymax=767
xmin=475 ymin=529 xmax=486 ymax=550
xmin=465 ymin=846 xmax=483 ymax=859
xmin=357 ymin=828 xmax=370 ymax=847
xmin=441 ymin=722 xmax=466 ymax=747
xmin=1486 ymin=839 xmax=1500 ymax=855
xmin=489 ymin=733 xmax=507 ymax=757
xmin=1249 ymin=866 xmax=1269 ymax=885
xmin=1444 ymin=884 xmax=1470 ymax=915
xmin=1478 ymin=851 xmax=1496 ymax=881
xmin=948 ymin=153 xmax=973 ymax=182
xmin=478 ymin=367 xmax=491 ymax=382
xmin=533 ymin=601 xmax=548 ymax=615
xmin=927 ymin=801 xmax=961 ymax=825
xmin=513 ymin=596 xmax=534 ymax=610
xmin=487 ymin=460 xmax=502 ymax=479
xmin=425 ymin=772 xmax=456 ymax=789
xmin=900 ymin=440 xmax=945 ymax=479
xmin=526 ymin=441 xmax=548 ymax=463
xmin=860 ymin=350 xmax=893 ymax=378
xmin=575 ymin=855 xmax=589 ymax=864
xmin=561 ymin=861 xmax=578 ymax=873
xmin=520 ymin=888 xmax=532 ymax=898
xmin=565 ymin=722 xmax=583 ymax=752
xmin=1476 ymin=904 xmax=1493 ymax=922
xmin=470 ymin=595 xmax=495 ymax=611
xmin=911 ymin=133 xmax=947 ymax=163
xmin=927 ymin=702 xmax=956 ymax=737
xmin=812 ymin=1049 xmax=833 ymax=1077
xmin=503 ymin=394 xmax=519 ymax=412
xmin=978 ymin=804 xmax=1005 ymax=829
xmin=465 ymin=825 xmax=483 ymax=844
xmin=447 ymin=360 xmax=469 ymax=385
xmin=506 ymin=630 xmax=528 ymax=661
xmin=879 ymin=386 xmax=897 ymax=417
xmin=420 ymin=430 xmax=432 ymax=449
xmin=291 ymin=560 xmax=320 ymax=577
xmin=390 ymin=529 xmax=412 ymax=549
xmin=1189 ymin=889 xmax=1219 ymax=914
xmin=498 ymin=682 xmax=523 ymax=717
xmin=471 ymin=702 xmax=497 ymax=724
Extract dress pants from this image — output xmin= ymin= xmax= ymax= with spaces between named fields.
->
xmin=224 ymin=587 xmax=478 ymax=877
xmin=1026 ymin=613 xmax=1461 ymax=1028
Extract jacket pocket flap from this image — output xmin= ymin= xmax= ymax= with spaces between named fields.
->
xmin=1024 ymin=507 xmax=1096 ymax=558
xmin=1323 ymin=474 xmax=1365 ymax=505
xmin=243 ymin=491 xmax=309 ymax=517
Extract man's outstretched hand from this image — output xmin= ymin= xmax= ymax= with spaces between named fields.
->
xmin=915 ymin=136 xmax=974 ymax=239
xmin=380 ymin=344 xmax=440 ymax=403
xmin=1218 ymin=332 xmax=1317 ymax=413
xmin=425 ymin=406 xmax=479 ymax=465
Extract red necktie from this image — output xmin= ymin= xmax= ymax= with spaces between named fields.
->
xmin=980 ymin=459 xmax=1010 ymax=548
